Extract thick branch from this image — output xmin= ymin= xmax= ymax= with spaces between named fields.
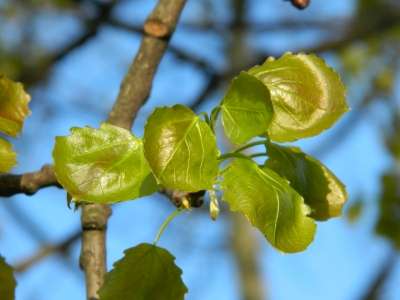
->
xmin=0 ymin=164 xmax=61 ymax=197
xmin=79 ymin=1 xmax=187 ymax=299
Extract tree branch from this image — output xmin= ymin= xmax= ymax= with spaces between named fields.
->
xmin=79 ymin=1 xmax=187 ymax=299
xmin=16 ymin=0 xmax=118 ymax=88
xmin=0 ymin=164 xmax=61 ymax=197
xmin=14 ymin=230 xmax=81 ymax=273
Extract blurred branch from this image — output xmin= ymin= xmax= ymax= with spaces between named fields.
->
xmin=361 ymin=252 xmax=398 ymax=300
xmin=299 ymin=12 xmax=400 ymax=54
xmin=79 ymin=1 xmax=187 ymax=299
xmin=16 ymin=0 xmax=119 ymax=88
xmin=14 ymin=230 xmax=81 ymax=273
xmin=0 ymin=164 xmax=61 ymax=197
xmin=106 ymin=18 xmax=210 ymax=70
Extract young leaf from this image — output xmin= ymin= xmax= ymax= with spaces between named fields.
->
xmin=53 ymin=122 xmax=159 ymax=204
xmin=0 ymin=138 xmax=17 ymax=172
xmin=248 ymin=52 xmax=349 ymax=142
xmin=0 ymin=73 xmax=31 ymax=138
xmin=220 ymin=72 xmax=273 ymax=144
xmin=0 ymin=73 xmax=31 ymax=172
xmin=0 ymin=255 xmax=17 ymax=300
xmin=144 ymin=105 xmax=219 ymax=192
xmin=265 ymin=143 xmax=348 ymax=221
xmin=220 ymin=159 xmax=316 ymax=253
xmin=98 ymin=243 xmax=188 ymax=300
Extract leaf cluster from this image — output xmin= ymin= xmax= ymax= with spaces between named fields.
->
xmin=51 ymin=52 xmax=350 ymax=298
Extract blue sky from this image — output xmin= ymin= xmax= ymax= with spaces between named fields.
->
xmin=1 ymin=0 xmax=400 ymax=299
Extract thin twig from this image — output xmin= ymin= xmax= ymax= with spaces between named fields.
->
xmin=14 ymin=230 xmax=81 ymax=273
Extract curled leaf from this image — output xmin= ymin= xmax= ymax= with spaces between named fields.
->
xmin=265 ymin=143 xmax=348 ymax=221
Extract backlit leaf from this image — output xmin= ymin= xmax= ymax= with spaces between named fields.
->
xmin=220 ymin=72 xmax=273 ymax=144
xmin=53 ymin=122 xmax=159 ymax=203
xmin=0 ymin=138 xmax=17 ymax=172
xmin=98 ymin=244 xmax=188 ymax=300
xmin=0 ymin=73 xmax=31 ymax=138
xmin=221 ymin=159 xmax=316 ymax=253
xmin=143 ymin=105 xmax=219 ymax=192
xmin=248 ymin=52 xmax=349 ymax=142
xmin=0 ymin=255 xmax=16 ymax=300
xmin=265 ymin=143 xmax=348 ymax=221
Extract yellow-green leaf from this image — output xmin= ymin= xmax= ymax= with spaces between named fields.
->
xmin=249 ymin=53 xmax=349 ymax=142
xmin=221 ymin=159 xmax=316 ymax=253
xmin=143 ymin=105 xmax=219 ymax=192
xmin=53 ymin=122 xmax=159 ymax=204
xmin=0 ymin=138 xmax=17 ymax=172
xmin=0 ymin=73 xmax=31 ymax=138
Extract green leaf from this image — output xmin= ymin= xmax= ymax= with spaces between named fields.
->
xmin=248 ymin=52 xmax=349 ymax=142
xmin=220 ymin=159 xmax=316 ymax=253
xmin=376 ymin=174 xmax=400 ymax=249
xmin=220 ymin=72 xmax=273 ymax=144
xmin=53 ymin=122 xmax=159 ymax=204
xmin=143 ymin=105 xmax=219 ymax=192
xmin=0 ymin=255 xmax=16 ymax=300
xmin=0 ymin=73 xmax=31 ymax=138
xmin=0 ymin=73 xmax=31 ymax=172
xmin=98 ymin=243 xmax=188 ymax=300
xmin=0 ymin=138 xmax=17 ymax=172
xmin=265 ymin=143 xmax=348 ymax=221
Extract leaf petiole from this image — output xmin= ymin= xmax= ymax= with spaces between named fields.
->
xmin=198 ymin=111 xmax=210 ymax=125
xmin=218 ymin=152 xmax=251 ymax=163
xmin=249 ymin=152 xmax=268 ymax=159
xmin=231 ymin=140 xmax=267 ymax=153
xmin=154 ymin=205 xmax=185 ymax=245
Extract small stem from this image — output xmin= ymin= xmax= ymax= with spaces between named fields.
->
xmin=154 ymin=205 xmax=185 ymax=245
xmin=218 ymin=152 xmax=251 ymax=163
xmin=232 ymin=140 xmax=267 ymax=153
xmin=249 ymin=152 xmax=268 ymax=159
xmin=219 ymin=164 xmax=231 ymax=175
xmin=198 ymin=111 xmax=210 ymax=125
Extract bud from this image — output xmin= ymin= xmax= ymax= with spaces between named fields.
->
xmin=291 ymin=0 xmax=310 ymax=9
xmin=209 ymin=189 xmax=219 ymax=221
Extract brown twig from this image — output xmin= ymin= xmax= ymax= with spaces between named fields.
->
xmin=0 ymin=164 xmax=61 ymax=197
xmin=79 ymin=1 xmax=187 ymax=299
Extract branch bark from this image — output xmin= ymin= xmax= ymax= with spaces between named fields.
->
xmin=79 ymin=1 xmax=187 ymax=299
xmin=0 ymin=164 xmax=61 ymax=197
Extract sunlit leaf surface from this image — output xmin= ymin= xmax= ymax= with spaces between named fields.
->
xmin=0 ymin=138 xmax=17 ymax=172
xmin=144 ymin=105 xmax=219 ymax=192
xmin=53 ymin=122 xmax=159 ymax=203
xmin=0 ymin=73 xmax=31 ymax=138
xmin=221 ymin=159 xmax=316 ymax=253
xmin=265 ymin=143 xmax=348 ymax=221
xmin=249 ymin=52 xmax=349 ymax=142
xmin=98 ymin=244 xmax=188 ymax=300
xmin=220 ymin=71 xmax=273 ymax=144
xmin=0 ymin=73 xmax=30 ymax=172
